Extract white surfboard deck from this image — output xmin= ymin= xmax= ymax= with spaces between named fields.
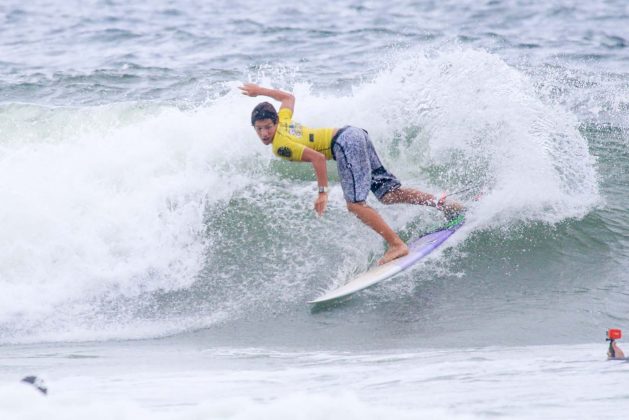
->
xmin=309 ymin=215 xmax=464 ymax=304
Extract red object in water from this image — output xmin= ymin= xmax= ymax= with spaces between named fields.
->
xmin=607 ymin=329 xmax=622 ymax=340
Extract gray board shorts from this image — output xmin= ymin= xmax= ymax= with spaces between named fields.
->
xmin=331 ymin=126 xmax=401 ymax=203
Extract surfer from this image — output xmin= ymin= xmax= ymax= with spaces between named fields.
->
xmin=239 ymin=83 xmax=463 ymax=265
xmin=607 ymin=329 xmax=626 ymax=360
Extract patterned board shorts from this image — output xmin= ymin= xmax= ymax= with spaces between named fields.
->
xmin=332 ymin=126 xmax=401 ymax=203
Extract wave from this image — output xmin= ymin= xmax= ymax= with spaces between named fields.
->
xmin=0 ymin=46 xmax=605 ymax=344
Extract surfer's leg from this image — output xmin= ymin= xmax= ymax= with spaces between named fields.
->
xmin=346 ymin=201 xmax=408 ymax=265
xmin=334 ymin=128 xmax=409 ymax=265
xmin=380 ymin=187 xmax=465 ymax=219
xmin=380 ymin=187 xmax=435 ymax=205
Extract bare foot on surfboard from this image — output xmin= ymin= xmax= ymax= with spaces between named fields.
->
xmin=378 ymin=243 xmax=409 ymax=265
xmin=438 ymin=197 xmax=465 ymax=221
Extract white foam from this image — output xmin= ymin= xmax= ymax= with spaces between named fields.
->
xmin=0 ymin=386 xmax=468 ymax=420
xmin=0 ymin=343 xmax=625 ymax=420
xmin=0 ymin=97 xmax=261 ymax=341
xmin=354 ymin=48 xmax=599 ymax=227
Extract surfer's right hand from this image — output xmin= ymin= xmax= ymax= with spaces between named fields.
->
xmin=314 ymin=193 xmax=328 ymax=216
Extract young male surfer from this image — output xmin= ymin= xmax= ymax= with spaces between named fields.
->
xmin=239 ymin=83 xmax=463 ymax=265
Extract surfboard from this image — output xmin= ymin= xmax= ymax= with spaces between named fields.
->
xmin=308 ymin=214 xmax=465 ymax=304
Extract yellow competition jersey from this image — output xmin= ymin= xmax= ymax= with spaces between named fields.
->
xmin=272 ymin=108 xmax=335 ymax=161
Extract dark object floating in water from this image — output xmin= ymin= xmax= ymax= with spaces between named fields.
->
xmin=21 ymin=376 xmax=48 ymax=395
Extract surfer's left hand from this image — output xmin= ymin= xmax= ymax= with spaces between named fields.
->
xmin=238 ymin=83 xmax=261 ymax=97
xmin=314 ymin=193 xmax=328 ymax=216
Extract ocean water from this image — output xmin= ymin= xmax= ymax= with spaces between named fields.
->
xmin=1 ymin=0 xmax=628 ymax=418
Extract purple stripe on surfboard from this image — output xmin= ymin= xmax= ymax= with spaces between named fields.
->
xmin=391 ymin=222 xmax=464 ymax=270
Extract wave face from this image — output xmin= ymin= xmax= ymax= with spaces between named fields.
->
xmin=0 ymin=0 xmax=627 ymax=347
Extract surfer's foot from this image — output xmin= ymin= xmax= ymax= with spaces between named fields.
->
xmin=378 ymin=242 xmax=409 ymax=265
xmin=442 ymin=200 xmax=465 ymax=221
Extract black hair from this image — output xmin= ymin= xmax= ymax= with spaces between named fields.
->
xmin=251 ymin=102 xmax=278 ymax=126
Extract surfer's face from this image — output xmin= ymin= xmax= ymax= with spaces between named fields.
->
xmin=253 ymin=118 xmax=277 ymax=145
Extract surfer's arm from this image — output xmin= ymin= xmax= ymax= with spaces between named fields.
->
xmin=238 ymin=83 xmax=295 ymax=112
xmin=300 ymin=147 xmax=328 ymax=216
